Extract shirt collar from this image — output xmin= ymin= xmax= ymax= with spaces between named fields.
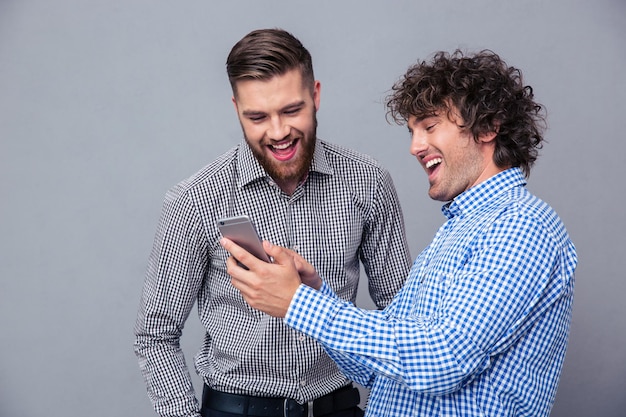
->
xmin=236 ymin=139 xmax=333 ymax=187
xmin=442 ymin=167 xmax=527 ymax=219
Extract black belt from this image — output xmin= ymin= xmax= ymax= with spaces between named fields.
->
xmin=201 ymin=384 xmax=360 ymax=417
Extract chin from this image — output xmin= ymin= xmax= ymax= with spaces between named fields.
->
xmin=428 ymin=189 xmax=450 ymax=202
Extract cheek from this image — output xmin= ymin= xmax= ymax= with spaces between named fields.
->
xmin=296 ymin=112 xmax=316 ymax=130
xmin=241 ymin=124 xmax=265 ymax=141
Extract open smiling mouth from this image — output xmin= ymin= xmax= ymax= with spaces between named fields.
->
xmin=269 ymin=139 xmax=299 ymax=161
xmin=425 ymin=157 xmax=442 ymax=173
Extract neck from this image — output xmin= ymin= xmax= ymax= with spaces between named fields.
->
xmin=275 ymin=172 xmax=309 ymax=196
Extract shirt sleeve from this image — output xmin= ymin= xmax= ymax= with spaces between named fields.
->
xmin=133 ymin=187 xmax=207 ymax=417
xmin=287 ymin=282 xmax=380 ymax=388
xmin=359 ymin=168 xmax=411 ymax=308
xmin=285 ymin=213 xmax=570 ymax=395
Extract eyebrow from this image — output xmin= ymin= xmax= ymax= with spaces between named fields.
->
xmin=241 ymin=100 xmax=306 ymax=117
xmin=409 ymin=115 xmax=437 ymax=126
xmin=241 ymin=110 xmax=265 ymax=118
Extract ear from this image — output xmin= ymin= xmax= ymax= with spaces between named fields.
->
xmin=478 ymin=130 xmax=498 ymax=144
xmin=231 ymin=96 xmax=239 ymax=113
xmin=313 ymin=80 xmax=321 ymax=111
xmin=479 ymin=121 xmax=500 ymax=143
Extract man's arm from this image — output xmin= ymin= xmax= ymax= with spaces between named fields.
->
xmin=286 ymin=214 xmax=573 ymax=394
xmin=224 ymin=215 xmax=572 ymax=395
xmin=134 ymin=190 xmax=207 ymax=417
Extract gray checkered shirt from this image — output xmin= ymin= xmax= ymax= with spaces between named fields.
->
xmin=134 ymin=139 xmax=411 ymax=417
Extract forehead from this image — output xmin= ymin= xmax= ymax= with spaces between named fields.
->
xmin=407 ymin=105 xmax=463 ymax=126
xmin=234 ymin=69 xmax=310 ymax=108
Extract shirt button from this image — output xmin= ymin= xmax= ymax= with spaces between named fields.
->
xmin=300 ymin=380 xmax=307 ymax=387
xmin=293 ymin=244 xmax=300 ymax=252
xmin=298 ymin=335 xmax=306 ymax=342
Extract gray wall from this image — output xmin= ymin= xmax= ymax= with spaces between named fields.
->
xmin=1 ymin=1 xmax=624 ymax=416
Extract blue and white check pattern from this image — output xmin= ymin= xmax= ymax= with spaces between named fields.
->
xmin=285 ymin=168 xmax=577 ymax=417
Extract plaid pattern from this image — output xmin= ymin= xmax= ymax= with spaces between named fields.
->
xmin=134 ymin=140 xmax=411 ymax=417
xmin=286 ymin=168 xmax=577 ymax=417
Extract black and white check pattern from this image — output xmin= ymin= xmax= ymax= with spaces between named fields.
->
xmin=134 ymin=139 xmax=411 ymax=416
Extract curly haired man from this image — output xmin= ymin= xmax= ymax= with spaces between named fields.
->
xmin=222 ymin=49 xmax=578 ymax=417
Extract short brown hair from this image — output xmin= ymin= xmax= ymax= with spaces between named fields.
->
xmin=226 ymin=28 xmax=315 ymax=96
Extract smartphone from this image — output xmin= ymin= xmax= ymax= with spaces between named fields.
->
xmin=217 ymin=215 xmax=271 ymax=266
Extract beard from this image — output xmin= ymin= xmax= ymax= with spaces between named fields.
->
xmin=245 ymin=112 xmax=317 ymax=185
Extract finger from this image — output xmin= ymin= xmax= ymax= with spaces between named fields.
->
xmin=262 ymin=241 xmax=296 ymax=267
xmin=226 ymin=256 xmax=260 ymax=295
xmin=220 ymin=237 xmax=262 ymax=270
xmin=293 ymin=257 xmax=309 ymax=273
xmin=225 ymin=254 xmax=243 ymax=274
xmin=289 ymin=251 xmax=314 ymax=274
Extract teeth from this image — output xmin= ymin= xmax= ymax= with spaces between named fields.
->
xmin=425 ymin=158 xmax=442 ymax=169
xmin=272 ymin=140 xmax=293 ymax=150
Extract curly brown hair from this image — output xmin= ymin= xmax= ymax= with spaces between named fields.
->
xmin=386 ymin=50 xmax=546 ymax=176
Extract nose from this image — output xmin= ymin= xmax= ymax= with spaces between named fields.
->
xmin=267 ymin=116 xmax=290 ymax=141
xmin=410 ymin=131 xmax=427 ymax=157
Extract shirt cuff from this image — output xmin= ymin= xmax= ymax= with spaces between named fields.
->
xmin=284 ymin=282 xmax=342 ymax=340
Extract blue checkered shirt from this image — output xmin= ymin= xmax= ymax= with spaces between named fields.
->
xmin=285 ymin=168 xmax=577 ymax=417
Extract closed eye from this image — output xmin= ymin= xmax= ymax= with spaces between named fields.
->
xmin=243 ymin=112 xmax=267 ymax=122
xmin=283 ymin=106 xmax=302 ymax=116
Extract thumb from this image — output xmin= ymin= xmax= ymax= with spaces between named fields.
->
xmin=262 ymin=241 xmax=295 ymax=266
xmin=293 ymin=255 xmax=315 ymax=276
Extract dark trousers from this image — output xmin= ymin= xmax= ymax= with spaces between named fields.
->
xmin=200 ymin=407 xmax=364 ymax=417
xmin=200 ymin=385 xmax=365 ymax=417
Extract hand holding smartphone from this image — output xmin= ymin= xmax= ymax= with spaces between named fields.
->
xmin=217 ymin=215 xmax=271 ymax=268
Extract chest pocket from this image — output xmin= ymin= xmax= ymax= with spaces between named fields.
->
xmin=406 ymin=226 xmax=476 ymax=321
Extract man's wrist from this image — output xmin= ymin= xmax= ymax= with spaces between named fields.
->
xmin=285 ymin=283 xmax=339 ymax=340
